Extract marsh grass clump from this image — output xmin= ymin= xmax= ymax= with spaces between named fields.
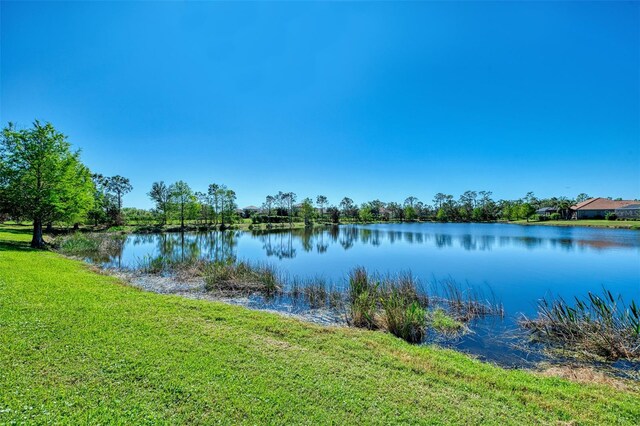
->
xmin=436 ymin=279 xmax=504 ymax=322
xmin=430 ymin=308 xmax=465 ymax=335
xmin=347 ymin=267 xmax=380 ymax=329
xmin=137 ymin=255 xmax=167 ymax=274
xmin=303 ymin=280 xmax=329 ymax=309
xmin=379 ymin=285 xmax=427 ymax=343
xmin=521 ymin=290 xmax=640 ymax=361
xmin=56 ymin=232 xmax=126 ymax=262
xmin=204 ymin=260 xmax=282 ymax=296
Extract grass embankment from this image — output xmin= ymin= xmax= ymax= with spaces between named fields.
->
xmin=511 ymin=219 xmax=640 ymax=230
xmin=1 ymin=225 xmax=639 ymax=424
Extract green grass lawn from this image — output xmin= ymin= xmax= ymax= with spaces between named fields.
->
xmin=1 ymin=225 xmax=638 ymax=424
xmin=511 ymin=219 xmax=640 ymax=229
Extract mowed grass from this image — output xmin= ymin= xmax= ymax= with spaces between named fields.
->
xmin=0 ymin=225 xmax=638 ymax=424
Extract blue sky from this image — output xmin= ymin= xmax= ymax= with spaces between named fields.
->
xmin=1 ymin=1 xmax=638 ymax=209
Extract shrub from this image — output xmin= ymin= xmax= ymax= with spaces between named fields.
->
xmin=550 ymin=213 xmax=561 ymax=220
xmin=605 ymin=212 xmax=618 ymax=221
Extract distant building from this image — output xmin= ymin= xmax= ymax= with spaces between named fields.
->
xmin=241 ymin=205 xmax=260 ymax=218
xmin=615 ymin=204 xmax=640 ymax=219
xmin=570 ymin=198 xmax=637 ymax=219
xmin=535 ymin=207 xmax=557 ymax=217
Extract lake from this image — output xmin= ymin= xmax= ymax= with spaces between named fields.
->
xmin=100 ymin=223 xmax=640 ymax=369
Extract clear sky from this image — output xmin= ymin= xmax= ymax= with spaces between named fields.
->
xmin=1 ymin=1 xmax=639 ymax=209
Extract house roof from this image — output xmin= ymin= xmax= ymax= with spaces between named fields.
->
xmin=571 ymin=198 xmax=637 ymax=211
xmin=615 ymin=204 xmax=640 ymax=210
xmin=536 ymin=207 xmax=557 ymax=213
xmin=243 ymin=205 xmax=259 ymax=210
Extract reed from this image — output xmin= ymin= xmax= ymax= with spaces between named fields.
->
xmin=520 ymin=289 xmax=640 ymax=361
xmin=203 ymin=260 xmax=282 ymax=295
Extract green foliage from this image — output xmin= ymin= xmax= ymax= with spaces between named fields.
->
xmin=550 ymin=212 xmax=561 ymax=220
xmin=300 ymin=198 xmax=315 ymax=226
xmin=0 ymin=121 xmax=95 ymax=247
xmin=359 ymin=205 xmax=374 ymax=222
xmin=148 ymin=181 xmax=171 ymax=225
xmin=436 ymin=208 xmax=448 ymax=222
xmin=430 ymin=308 xmax=465 ymax=334
xmin=605 ymin=212 xmax=618 ymax=221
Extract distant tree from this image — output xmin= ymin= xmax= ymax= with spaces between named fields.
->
xmin=359 ymin=205 xmax=374 ymax=222
xmin=301 ymin=198 xmax=315 ymax=226
xmin=458 ymin=191 xmax=477 ymax=221
xmin=316 ymin=195 xmax=328 ymax=222
xmin=339 ymin=197 xmax=354 ymax=222
xmin=105 ymin=175 xmax=132 ymax=225
xmin=519 ymin=203 xmax=536 ymax=222
xmin=148 ymin=181 xmax=171 ymax=225
xmin=576 ymin=193 xmax=590 ymax=203
xmin=404 ymin=196 xmax=418 ymax=208
xmin=87 ymin=174 xmax=109 ymax=226
xmin=385 ymin=202 xmax=401 ymax=221
xmin=433 ymin=193 xmax=447 ymax=211
xmin=208 ymin=183 xmax=221 ymax=225
xmin=555 ymin=197 xmax=572 ymax=220
xmin=368 ymin=199 xmax=385 ymax=220
xmin=327 ymin=206 xmax=340 ymax=224
xmin=221 ymin=189 xmax=237 ymax=227
xmin=195 ymin=191 xmax=212 ymax=225
xmin=523 ymin=191 xmax=538 ymax=209
xmin=0 ymin=121 xmax=94 ymax=247
xmin=263 ymin=195 xmax=275 ymax=226
xmin=281 ymin=192 xmax=297 ymax=227
xmin=404 ymin=205 xmax=417 ymax=221
xmin=169 ymin=180 xmax=195 ymax=230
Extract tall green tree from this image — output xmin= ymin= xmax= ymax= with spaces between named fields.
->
xmin=105 ymin=175 xmax=132 ymax=225
xmin=0 ymin=121 xmax=94 ymax=248
xmin=221 ymin=189 xmax=237 ymax=228
xmin=301 ymin=197 xmax=315 ymax=226
xmin=169 ymin=181 xmax=195 ymax=230
xmin=316 ymin=195 xmax=328 ymax=222
xmin=148 ymin=181 xmax=171 ymax=225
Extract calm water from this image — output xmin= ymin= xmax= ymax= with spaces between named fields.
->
xmin=100 ymin=223 xmax=640 ymax=369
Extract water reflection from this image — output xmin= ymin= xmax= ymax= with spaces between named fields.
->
xmin=103 ymin=224 xmax=640 ymax=270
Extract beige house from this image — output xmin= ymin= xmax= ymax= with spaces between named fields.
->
xmin=571 ymin=198 xmax=637 ymax=219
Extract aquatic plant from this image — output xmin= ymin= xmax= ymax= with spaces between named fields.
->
xmin=429 ymin=308 xmax=465 ymax=335
xmin=379 ymin=285 xmax=427 ymax=343
xmin=137 ymin=255 xmax=167 ymax=274
xmin=203 ymin=260 xmax=282 ymax=295
xmin=435 ymin=278 xmax=504 ymax=321
xmin=55 ymin=232 xmax=126 ymax=263
xmin=347 ymin=267 xmax=380 ymax=329
xmin=521 ymin=290 xmax=640 ymax=361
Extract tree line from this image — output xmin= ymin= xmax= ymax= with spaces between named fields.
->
xmin=0 ymin=121 xmax=612 ymax=248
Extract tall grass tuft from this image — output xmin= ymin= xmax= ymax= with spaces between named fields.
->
xmin=56 ymin=232 xmax=126 ymax=263
xmin=379 ymin=285 xmax=426 ymax=343
xmin=436 ymin=278 xmax=504 ymax=321
xmin=347 ymin=267 xmax=379 ymax=329
xmin=521 ymin=289 xmax=640 ymax=361
xmin=203 ymin=260 xmax=282 ymax=296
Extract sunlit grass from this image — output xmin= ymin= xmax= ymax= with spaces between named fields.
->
xmin=1 ymin=224 xmax=639 ymax=423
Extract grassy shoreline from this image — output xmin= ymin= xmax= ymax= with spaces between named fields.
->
xmin=509 ymin=219 xmax=640 ymax=230
xmin=6 ymin=216 xmax=638 ymax=240
xmin=1 ymin=224 xmax=639 ymax=424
